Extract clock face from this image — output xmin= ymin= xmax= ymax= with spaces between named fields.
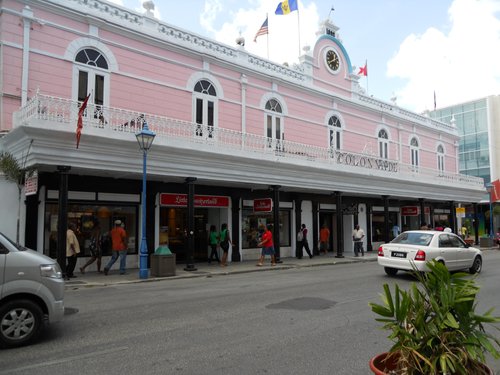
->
xmin=326 ymin=49 xmax=340 ymax=72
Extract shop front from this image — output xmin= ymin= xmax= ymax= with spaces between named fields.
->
xmin=159 ymin=193 xmax=230 ymax=263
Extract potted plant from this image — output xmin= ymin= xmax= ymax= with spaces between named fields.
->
xmin=369 ymin=260 xmax=500 ymax=374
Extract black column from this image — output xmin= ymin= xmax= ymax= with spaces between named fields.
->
xmin=429 ymin=204 xmax=435 ymax=228
xmin=419 ymin=198 xmax=425 ymax=226
xmin=312 ymin=201 xmax=319 ymax=255
xmin=449 ymin=201 xmax=456 ymax=233
xmin=473 ymin=203 xmax=479 ymax=245
xmin=335 ymin=191 xmax=344 ymax=258
xmin=57 ymin=166 xmax=70 ymax=277
xmin=366 ymin=204 xmax=373 ymax=252
xmin=272 ymin=185 xmax=281 ymax=262
xmin=184 ymin=177 xmax=197 ymax=271
xmin=383 ymin=195 xmax=390 ymax=243
xmin=295 ymin=197 xmax=302 ymax=258
xmin=231 ymin=195 xmax=240 ymax=262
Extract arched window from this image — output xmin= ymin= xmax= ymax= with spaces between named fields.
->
xmin=328 ymin=115 xmax=342 ymax=151
xmin=74 ymin=48 xmax=109 ymax=107
xmin=378 ymin=129 xmax=389 ymax=159
xmin=437 ymin=144 xmax=445 ymax=175
xmin=193 ymin=79 xmax=217 ymax=138
xmin=410 ymin=137 xmax=419 ymax=170
xmin=265 ymin=99 xmax=283 ymax=149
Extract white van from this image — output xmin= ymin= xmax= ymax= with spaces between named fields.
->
xmin=0 ymin=232 xmax=65 ymax=348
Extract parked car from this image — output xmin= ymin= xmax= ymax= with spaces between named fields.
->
xmin=0 ymin=232 xmax=65 ymax=348
xmin=377 ymin=230 xmax=482 ymax=276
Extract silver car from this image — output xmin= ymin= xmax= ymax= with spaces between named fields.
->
xmin=377 ymin=230 xmax=483 ymax=276
xmin=0 ymin=232 xmax=65 ymax=348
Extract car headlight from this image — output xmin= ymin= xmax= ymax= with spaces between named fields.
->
xmin=40 ymin=263 xmax=62 ymax=279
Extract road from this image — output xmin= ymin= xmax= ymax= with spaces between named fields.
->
xmin=1 ymin=252 xmax=500 ymax=375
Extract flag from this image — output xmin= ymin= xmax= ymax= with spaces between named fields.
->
xmin=358 ymin=61 xmax=367 ymax=76
xmin=275 ymin=0 xmax=298 ymax=15
xmin=76 ymin=93 xmax=90 ymax=149
xmin=254 ymin=17 xmax=268 ymax=42
xmin=434 ymin=90 xmax=436 ymax=110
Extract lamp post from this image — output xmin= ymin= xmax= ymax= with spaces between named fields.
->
xmin=486 ymin=183 xmax=493 ymax=239
xmin=136 ymin=121 xmax=156 ymax=279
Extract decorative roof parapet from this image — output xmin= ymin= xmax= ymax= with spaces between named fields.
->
xmin=356 ymin=94 xmax=456 ymax=133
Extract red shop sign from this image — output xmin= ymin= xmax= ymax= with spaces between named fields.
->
xmin=160 ymin=193 xmax=229 ymax=207
xmin=401 ymin=206 xmax=418 ymax=216
xmin=254 ymin=198 xmax=273 ymax=212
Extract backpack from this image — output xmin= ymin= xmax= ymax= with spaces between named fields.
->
xmin=297 ymin=230 xmax=303 ymax=242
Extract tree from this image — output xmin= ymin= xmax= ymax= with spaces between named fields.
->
xmin=0 ymin=142 xmax=34 ymax=244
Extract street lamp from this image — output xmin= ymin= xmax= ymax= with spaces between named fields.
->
xmin=136 ymin=121 xmax=156 ymax=279
xmin=486 ymin=183 xmax=493 ymax=239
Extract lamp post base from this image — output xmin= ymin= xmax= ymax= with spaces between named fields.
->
xmin=184 ymin=264 xmax=198 ymax=271
xmin=139 ymin=268 xmax=149 ymax=279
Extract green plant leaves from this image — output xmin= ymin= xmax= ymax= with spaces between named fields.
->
xmin=369 ymin=260 xmax=500 ymax=374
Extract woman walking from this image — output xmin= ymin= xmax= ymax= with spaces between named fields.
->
xmin=208 ymin=224 xmax=220 ymax=264
xmin=257 ymin=224 xmax=276 ymax=266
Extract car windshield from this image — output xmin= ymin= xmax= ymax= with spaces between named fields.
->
xmin=0 ymin=232 xmax=27 ymax=251
xmin=391 ymin=232 xmax=433 ymax=246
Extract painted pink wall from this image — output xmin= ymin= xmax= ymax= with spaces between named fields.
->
xmin=0 ymin=0 xmax=460 ymax=174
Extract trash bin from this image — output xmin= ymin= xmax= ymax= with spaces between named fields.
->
xmin=479 ymin=237 xmax=493 ymax=248
xmin=150 ymin=246 xmax=176 ymax=277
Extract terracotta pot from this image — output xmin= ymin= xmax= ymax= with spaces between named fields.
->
xmin=369 ymin=352 xmax=494 ymax=375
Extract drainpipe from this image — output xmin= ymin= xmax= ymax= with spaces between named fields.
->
xmin=21 ymin=6 xmax=34 ymax=106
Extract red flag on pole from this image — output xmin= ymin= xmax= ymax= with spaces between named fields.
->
xmin=76 ymin=94 xmax=91 ymax=149
xmin=358 ymin=61 xmax=368 ymax=76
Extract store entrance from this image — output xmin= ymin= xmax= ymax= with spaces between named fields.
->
xmin=318 ymin=212 xmax=337 ymax=254
xmin=159 ymin=208 xmax=209 ymax=263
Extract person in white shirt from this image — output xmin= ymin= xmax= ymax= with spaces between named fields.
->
xmin=352 ymin=224 xmax=365 ymax=257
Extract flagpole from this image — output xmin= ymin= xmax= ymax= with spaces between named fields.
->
xmin=297 ymin=4 xmax=301 ymax=57
xmin=266 ymin=13 xmax=269 ymax=59
xmin=366 ymin=60 xmax=369 ymax=95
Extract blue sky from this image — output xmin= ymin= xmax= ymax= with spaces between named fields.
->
xmin=109 ymin=0 xmax=500 ymax=112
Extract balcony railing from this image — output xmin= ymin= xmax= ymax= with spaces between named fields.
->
xmin=14 ymin=93 xmax=484 ymax=188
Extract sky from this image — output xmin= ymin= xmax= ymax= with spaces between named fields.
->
xmin=108 ymin=0 xmax=500 ymax=113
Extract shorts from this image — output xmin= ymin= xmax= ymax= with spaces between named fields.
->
xmin=261 ymin=246 xmax=275 ymax=256
xmin=319 ymin=242 xmax=328 ymax=251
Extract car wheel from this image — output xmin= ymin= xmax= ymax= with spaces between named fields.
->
xmin=384 ymin=267 xmax=398 ymax=276
xmin=469 ymin=256 xmax=482 ymax=274
xmin=0 ymin=299 xmax=43 ymax=348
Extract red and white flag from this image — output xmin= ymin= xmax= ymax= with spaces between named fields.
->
xmin=358 ymin=61 xmax=368 ymax=76
xmin=76 ymin=94 xmax=91 ymax=149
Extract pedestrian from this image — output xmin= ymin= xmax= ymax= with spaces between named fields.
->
xmin=392 ymin=223 xmax=400 ymax=238
xmin=352 ymin=224 xmax=365 ymax=257
xmin=257 ymin=224 xmax=276 ymax=266
xmin=296 ymin=223 xmax=313 ymax=259
xmin=104 ymin=219 xmax=128 ymax=275
xmin=80 ymin=219 xmax=102 ymax=273
xmin=460 ymin=224 xmax=468 ymax=239
xmin=420 ymin=222 xmax=428 ymax=230
xmin=219 ymin=223 xmax=232 ymax=267
xmin=496 ymin=228 xmax=500 ymax=249
xmin=208 ymin=224 xmax=220 ymax=264
xmin=66 ymin=222 xmax=80 ymax=279
xmin=319 ymin=224 xmax=330 ymax=255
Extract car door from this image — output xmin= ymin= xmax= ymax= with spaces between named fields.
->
xmin=451 ymin=235 xmax=473 ymax=269
xmin=437 ymin=234 xmax=458 ymax=269
xmin=0 ymin=239 xmax=7 ymax=298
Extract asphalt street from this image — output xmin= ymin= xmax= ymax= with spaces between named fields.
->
xmin=1 ymin=250 xmax=499 ymax=375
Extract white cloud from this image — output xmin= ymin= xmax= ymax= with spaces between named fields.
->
xmin=200 ymin=0 xmax=320 ymax=66
xmin=387 ymin=0 xmax=500 ymax=112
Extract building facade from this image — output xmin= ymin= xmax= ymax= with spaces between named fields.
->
xmin=0 ymin=0 xmax=486 ymax=270
xmin=429 ymin=95 xmax=500 ymax=236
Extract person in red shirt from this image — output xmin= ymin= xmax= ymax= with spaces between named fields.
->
xmin=319 ymin=224 xmax=330 ymax=255
xmin=256 ymin=224 xmax=276 ymax=267
xmin=104 ymin=219 xmax=128 ymax=275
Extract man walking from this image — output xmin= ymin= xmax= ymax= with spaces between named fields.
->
xmin=104 ymin=219 xmax=128 ymax=275
xmin=297 ymin=223 xmax=313 ymax=259
xmin=352 ymin=224 xmax=365 ymax=257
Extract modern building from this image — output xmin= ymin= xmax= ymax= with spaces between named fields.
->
xmin=429 ymin=96 xmax=500 ymax=236
xmin=0 ymin=0 xmax=486 ymax=272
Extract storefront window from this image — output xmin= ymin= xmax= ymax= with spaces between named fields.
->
xmin=44 ymin=203 xmax=137 ymax=258
xmin=372 ymin=212 xmax=398 ymax=241
xmin=242 ymin=209 xmax=291 ymax=248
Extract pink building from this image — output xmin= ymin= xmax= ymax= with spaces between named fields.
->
xmin=0 ymin=0 xmax=485 ymax=271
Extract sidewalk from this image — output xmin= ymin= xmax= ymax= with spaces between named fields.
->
xmin=65 ymin=252 xmax=379 ymax=289
xmin=65 ymin=246 xmax=499 ymax=290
